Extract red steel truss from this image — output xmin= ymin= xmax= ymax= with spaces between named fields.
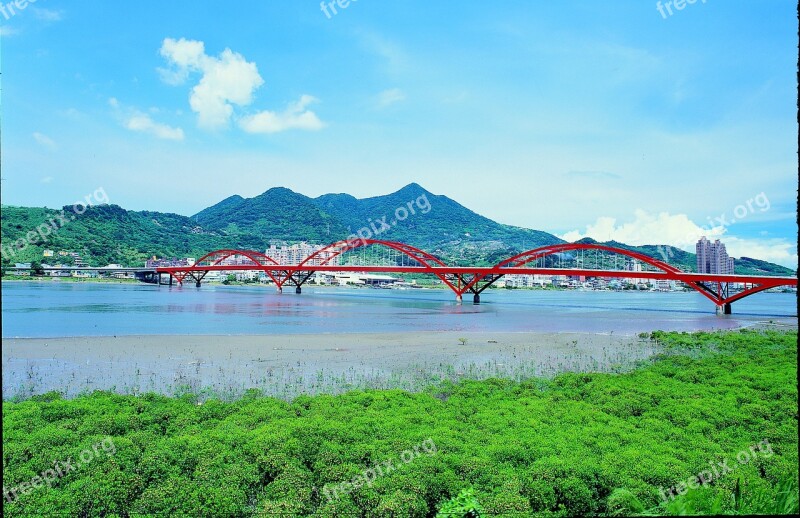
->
xmin=156 ymin=240 xmax=797 ymax=313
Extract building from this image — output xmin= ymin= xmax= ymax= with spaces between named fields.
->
xmin=333 ymin=273 xmax=398 ymax=286
xmin=696 ymin=237 xmax=734 ymax=274
xmin=69 ymin=252 xmax=87 ymax=267
xmin=146 ymin=257 xmax=192 ymax=268
xmin=624 ymin=259 xmax=643 ymax=285
xmin=265 ymin=243 xmax=340 ymax=266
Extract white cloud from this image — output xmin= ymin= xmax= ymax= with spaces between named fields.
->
xmin=722 ymin=237 xmax=798 ymax=268
xmin=110 ymin=98 xmax=184 ymax=141
xmin=559 ymin=209 xmax=722 ymax=247
xmin=239 ymin=95 xmax=325 ymax=134
xmin=40 ymin=176 xmax=54 ymax=184
xmin=33 ymin=8 xmax=64 ymax=22
xmin=559 ymin=209 xmax=797 ymax=268
xmin=32 ymin=132 xmax=57 ymax=150
xmin=159 ymin=38 xmax=264 ymax=129
xmin=157 ymin=38 xmax=206 ymax=85
xmin=0 ymin=25 xmax=20 ymax=37
xmin=375 ymin=88 xmax=406 ymax=108
xmin=158 ymin=38 xmax=324 ymax=134
xmin=125 ymin=113 xmax=184 ymax=141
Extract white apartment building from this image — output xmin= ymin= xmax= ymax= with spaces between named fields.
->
xmin=696 ymin=237 xmax=734 ymax=274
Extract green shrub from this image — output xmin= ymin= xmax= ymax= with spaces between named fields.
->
xmin=437 ymin=488 xmax=484 ymax=517
xmin=2 ymin=330 xmax=796 ymax=517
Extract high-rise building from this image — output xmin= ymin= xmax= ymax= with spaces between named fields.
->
xmin=696 ymin=237 xmax=734 ymax=274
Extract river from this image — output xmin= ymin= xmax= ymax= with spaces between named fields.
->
xmin=2 ymin=281 xmax=796 ymax=338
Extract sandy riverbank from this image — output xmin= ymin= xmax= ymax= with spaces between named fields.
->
xmin=3 ymin=331 xmax=668 ymax=400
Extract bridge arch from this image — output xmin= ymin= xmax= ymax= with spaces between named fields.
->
xmin=493 ymin=243 xmax=794 ymax=310
xmin=153 ymin=241 xmax=795 ymax=311
xmin=298 ymin=239 xmax=460 ymax=292
xmin=496 ymin=243 xmax=681 ymax=273
xmin=173 ymin=249 xmax=284 ymax=286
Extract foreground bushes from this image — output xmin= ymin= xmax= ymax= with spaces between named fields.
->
xmin=3 ymin=330 xmax=798 ymax=516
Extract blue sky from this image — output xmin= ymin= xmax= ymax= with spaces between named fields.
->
xmin=1 ymin=0 xmax=797 ymax=266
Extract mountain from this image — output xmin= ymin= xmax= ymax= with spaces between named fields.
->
xmin=193 ymin=194 xmax=243 ymax=223
xmin=1 ymin=184 xmax=795 ymax=277
xmin=192 ymin=187 xmax=347 ymax=246
xmin=311 ymin=183 xmax=562 ymax=264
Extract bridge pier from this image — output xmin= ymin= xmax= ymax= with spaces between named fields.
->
xmin=296 ymin=286 xmax=302 ymax=294
xmin=196 ymin=281 xmax=201 ymax=288
xmin=473 ymin=293 xmax=480 ymax=305
xmin=277 ymin=287 xmax=283 ymax=294
xmin=456 ymin=294 xmax=462 ymax=304
xmin=716 ymin=303 xmax=732 ymax=315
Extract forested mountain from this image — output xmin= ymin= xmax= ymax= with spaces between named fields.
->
xmin=1 ymin=184 xmax=795 ymax=277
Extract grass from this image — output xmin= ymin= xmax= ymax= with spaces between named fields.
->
xmin=2 ymin=329 xmax=797 ymax=516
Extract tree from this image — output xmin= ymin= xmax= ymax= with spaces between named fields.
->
xmin=30 ymin=260 xmax=45 ymax=276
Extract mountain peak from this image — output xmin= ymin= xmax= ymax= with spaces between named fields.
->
xmin=255 ymin=186 xmax=299 ymax=198
xmin=394 ymin=182 xmax=430 ymax=195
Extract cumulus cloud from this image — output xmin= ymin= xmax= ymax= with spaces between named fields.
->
xmin=159 ymin=38 xmax=264 ymax=129
xmin=157 ymin=38 xmax=206 ymax=84
xmin=559 ymin=209 xmax=797 ymax=268
xmin=158 ymin=38 xmax=324 ymax=133
xmin=239 ymin=95 xmax=325 ymax=134
xmin=559 ymin=209 xmax=722 ymax=248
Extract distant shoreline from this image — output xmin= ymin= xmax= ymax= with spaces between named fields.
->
xmin=4 ymin=277 xmax=795 ymax=296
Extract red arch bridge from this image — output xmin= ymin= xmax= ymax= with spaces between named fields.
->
xmin=144 ymin=240 xmax=797 ymax=315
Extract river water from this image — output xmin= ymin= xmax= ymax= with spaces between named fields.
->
xmin=2 ymin=281 xmax=796 ymax=337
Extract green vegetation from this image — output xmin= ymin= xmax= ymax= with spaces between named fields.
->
xmin=3 ymin=330 xmax=796 ymax=516
xmin=194 ymin=188 xmax=349 ymax=244
xmin=1 ymin=204 xmax=231 ymax=267
xmin=437 ymin=488 xmax=484 ymax=517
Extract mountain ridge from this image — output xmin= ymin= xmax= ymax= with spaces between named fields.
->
xmin=1 ymin=184 xmax=795 ymax=276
